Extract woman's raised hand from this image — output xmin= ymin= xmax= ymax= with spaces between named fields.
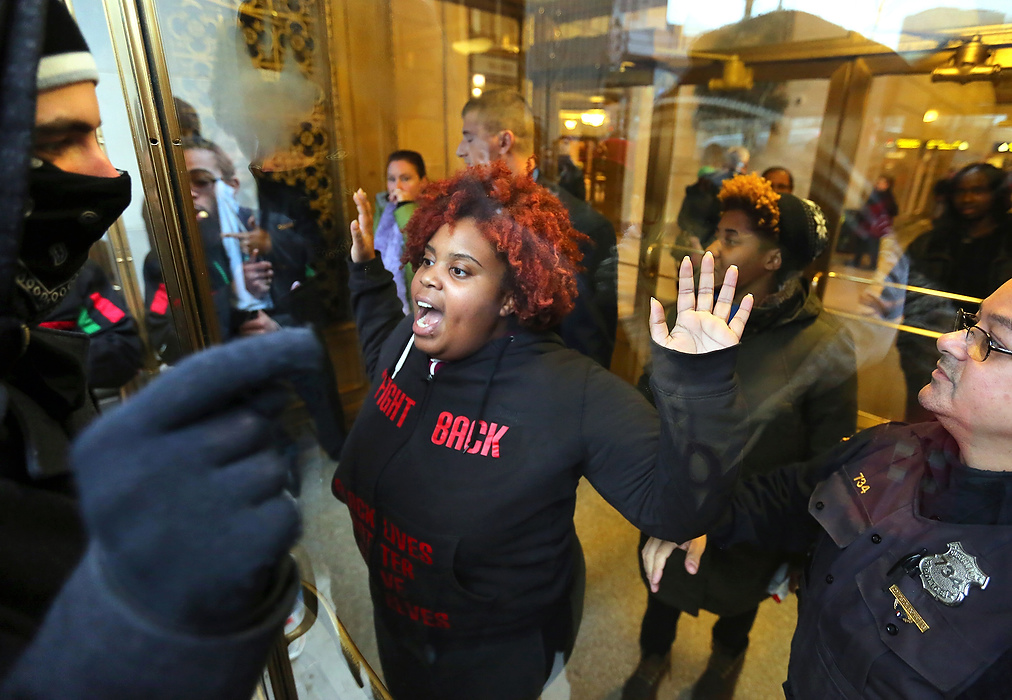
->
xmin=649 ymin=252 xmax=752 ymax=354
xmin=349 ymin=188 xmax=376 ymax=263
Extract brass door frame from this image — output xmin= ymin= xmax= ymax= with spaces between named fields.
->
xmin=102 ymin=0 xmax=221 ymax=356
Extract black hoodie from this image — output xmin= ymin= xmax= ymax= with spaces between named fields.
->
xmin=335 ymin=256 xmax=746 ymax=644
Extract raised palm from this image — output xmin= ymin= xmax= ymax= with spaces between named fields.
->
xmin=650 ymin=253 xmax=752 ymax=353
xmin=349 ymin=188 xmax=375 ymax=263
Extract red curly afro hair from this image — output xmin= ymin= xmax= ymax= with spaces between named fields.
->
xmin=403 ymin=162 xmax=587 ymax=331
xmin=718 ymin=172 xmax=781 ymax=242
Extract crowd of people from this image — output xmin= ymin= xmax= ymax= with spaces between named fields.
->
xmin=3 ymin=2 xmax=1012 ymax=700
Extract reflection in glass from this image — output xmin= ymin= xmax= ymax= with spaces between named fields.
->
xmin=100 ymin=0 xmax=1012 ymax=695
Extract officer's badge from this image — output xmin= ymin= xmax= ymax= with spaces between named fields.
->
xmin=918 ymin=542 xmax=989 ymax=606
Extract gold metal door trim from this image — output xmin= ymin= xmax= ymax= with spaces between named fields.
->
xmin=102 ymin=0 xmax=222 ymax=355
xmin=264 ymin=632 xmax=299 ymax=699
xmin=302 ymin=580 xmax=394 ymax=700
xmin=823 ymin=308 xmax=946 ymax=340
xmin=817 ymin=271 xmax=983 ymax=306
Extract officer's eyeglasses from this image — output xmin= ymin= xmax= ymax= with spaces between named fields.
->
xmin=953 ymin=308 xmax=1012 ymax=362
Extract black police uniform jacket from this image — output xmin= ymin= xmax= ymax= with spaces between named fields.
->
xmin=334 ymin=255 xmax=746 ymax=646
xmin=39 ymin=259 xmax=142 ymax=389
xmin=712 ymin=421 xmax=1012 ymax=698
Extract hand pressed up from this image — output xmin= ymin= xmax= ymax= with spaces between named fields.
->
xmin=349 ymin=188 xmax=375 ymax=263
xmin=649 ymin=252 xmax=752 ymax=354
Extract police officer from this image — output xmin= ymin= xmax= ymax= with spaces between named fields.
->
xmin=643 ymin=283 xmax=1012 ymax=696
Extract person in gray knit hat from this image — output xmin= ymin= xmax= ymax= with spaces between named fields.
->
xmin=1 ymin=2 xmax=338 ymax=697
xmin=624 ymin=173 xmax=857 ymax=700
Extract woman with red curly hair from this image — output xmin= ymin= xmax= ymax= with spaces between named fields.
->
xmin=332 ymin=162 xmax=753 ymax=700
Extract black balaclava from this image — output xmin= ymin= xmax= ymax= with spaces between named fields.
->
xmin=18 ymin=162 xmax=132 ymax=322
xmin=13 ymin=0 xmax=132 ymax=325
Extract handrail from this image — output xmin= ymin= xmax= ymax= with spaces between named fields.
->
xmin=648 ymin=246 xmax=984 ymax=307
xmin=301 ymin=581 xmax=393 ymax=700
xmin=818 ymin=271 xmax=983 ymax=305
xmin=822 ymin=307 xmax=943 ymax=339
xmin=857 ymin=410 xmax=891 ymax=429
xmin=653 ymin=263 xmax=982 ymax=307
xmin=813 ymin=270 xmax=983 ymax=338
xmin=668 ymin=243 xmax=706 ymax=257
xmin=638 ymin=248 xmax=983 ymax=333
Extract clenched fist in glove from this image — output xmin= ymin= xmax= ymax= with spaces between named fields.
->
xmin=73 ymin=328 xmax=326 ymax=632
xmin=2 ymin=328 xmax=334 ymax=699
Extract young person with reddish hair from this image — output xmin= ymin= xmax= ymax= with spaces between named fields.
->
xmin=333 ymin=162 xmax=753 ymax=700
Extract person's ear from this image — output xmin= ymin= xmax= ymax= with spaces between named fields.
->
xmin=497 ymin=130 xmax=516 ymax=156
xmin=499 ymin=295 xmax=516 ymax=318
xmin=226 ymin=176 xmax=241 ymax=192
xmin=764 ymin=247 xmax=782 ymax=272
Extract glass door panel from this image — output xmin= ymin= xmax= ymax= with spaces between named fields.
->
xmin=93 ymin=0 xmax=1012 ymax=696
xmin=648 ymin=79 xmax=832 ymax=305
xmin=820 ymin=73 xmax=1012 ymax=425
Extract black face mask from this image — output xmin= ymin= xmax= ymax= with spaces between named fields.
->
xmin=14 ymin=159 xmax=132 ymax=321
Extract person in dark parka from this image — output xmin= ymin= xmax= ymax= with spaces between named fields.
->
xmin=0 ymin=2 xmax=332 ymax=696
xmin=893 ymin=163 xmax=1012 ymax=423
xmin=624 ymin=174 xmax=858 ymax=700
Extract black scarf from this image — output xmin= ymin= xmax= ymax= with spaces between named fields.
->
xmin=14 ymin=159 xmax=131 ymax=322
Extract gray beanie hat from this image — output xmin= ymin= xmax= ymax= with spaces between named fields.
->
xmin=37 ymin=0 xmax=98 ymax=91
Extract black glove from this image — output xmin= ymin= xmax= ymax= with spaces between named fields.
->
xmin=69 ymin=328 xmax=326 ymax=633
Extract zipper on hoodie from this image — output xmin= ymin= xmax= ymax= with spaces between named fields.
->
xmin=427 ymin=358 xmax=443 ymax=380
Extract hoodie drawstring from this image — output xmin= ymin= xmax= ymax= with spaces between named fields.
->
xmin=387 ymin=332 xmax=514 ymax=427
xmin=391 ymin=334 xmax=414 ymax=380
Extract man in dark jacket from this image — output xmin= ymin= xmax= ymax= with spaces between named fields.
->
xmin=456 ymin=89 xmax=618 ymax=367
xmin=39 ymin=258 xmax=143 ymax=389
xmin=0 ymin=2 xmax=328 ymax=696
xmin=641 ymin=227 xmax=1012 ymax=695
xmin=625 ymin=174 xmax=857 ymax=700
xmin=676 ymin=147 xmax=751 ymax=248
xmin=144 ymin=136 xmax=319 ymax=362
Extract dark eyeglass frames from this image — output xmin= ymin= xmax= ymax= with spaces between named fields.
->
xmin=188 ymin=170 xmax=219 ymax=190
xmin=953 ymin=308 xmax=1012 ymax=362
